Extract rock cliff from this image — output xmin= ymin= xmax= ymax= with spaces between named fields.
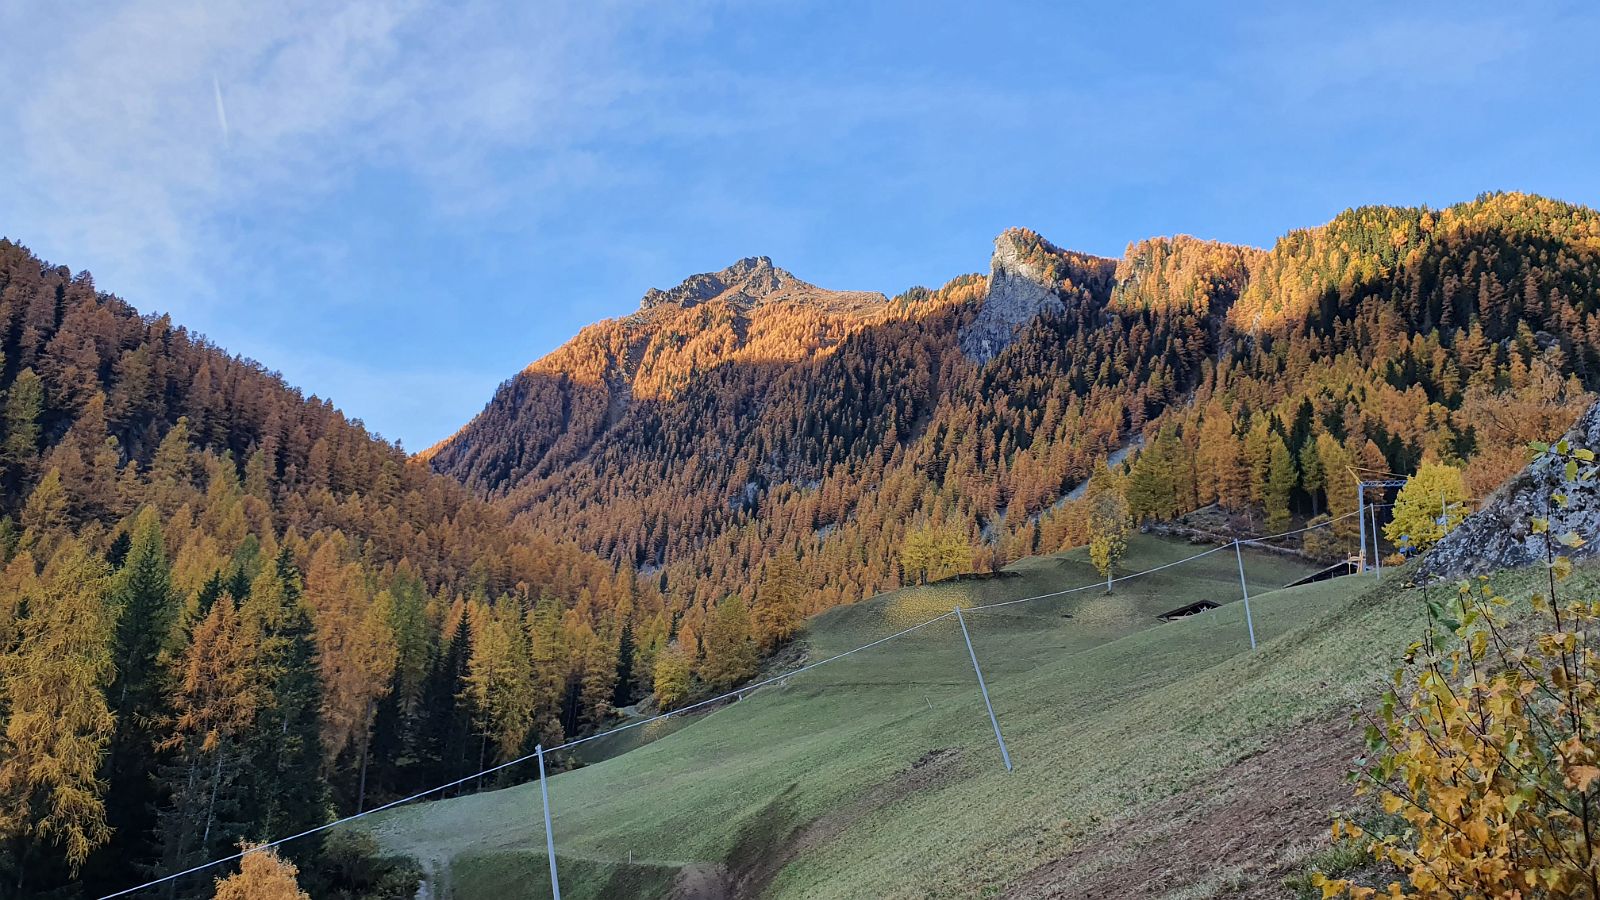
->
xmin=1419 ymin=399 xmax=1600 ymax=578
xmin=959 ymin=230 xmax=1069 ymax=363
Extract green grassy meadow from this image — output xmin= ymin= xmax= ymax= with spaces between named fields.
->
xmin=360 ymin=535 xmax=1500 ymax=898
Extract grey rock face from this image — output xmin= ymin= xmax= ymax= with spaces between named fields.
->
xmin=639 ymin=257 xmax=790 ymax=311
xmin=1419 ymin=399 xmax=1600 ymax=579
xmin=636 ymin=256 xmax=884 ymax=316
xmin=959 ymin=231 xmax=1065 ymax=363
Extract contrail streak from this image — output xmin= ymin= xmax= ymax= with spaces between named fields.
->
xmin=213 ymin=74 xmax=229 ymax=145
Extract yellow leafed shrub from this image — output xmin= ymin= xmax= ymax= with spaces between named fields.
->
xmin=1319 ymin=440 xmax=1599 ymax=898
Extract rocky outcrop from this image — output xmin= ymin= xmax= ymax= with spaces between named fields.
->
xmin=1419 ymin=399 xmax=1600 ymax=578
xmin=959 ymin=230 xmax=1066 ymax=363
xmin=637 ymin=256 xmax=883 ymax=315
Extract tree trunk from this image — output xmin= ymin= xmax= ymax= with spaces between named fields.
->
xmin=357 ymin=740 xmax=370 ymax=812
xmin=165 ymin=758 xmax=201 ymax=900
xmin=357 ymin=704 xmax=373 ymax=812
xmin=14 ymin=836 xmax=31 ymax=894
xmin=202 ymin=748 xmax=224 ymax=849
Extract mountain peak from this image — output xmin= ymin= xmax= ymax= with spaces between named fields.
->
xmin=959 ymin=228 xmax=1119 ymax=363
xmin=958 ymin=230 xmax=1068 ymax=363
xmin=638 ymin=256 xmax=808 ymax=312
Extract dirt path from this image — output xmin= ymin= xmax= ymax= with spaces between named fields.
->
xmin=1005 ymin=715 xmax=1364 ymax=899
xmin=669 ymin=747 xmax=965 ymax=900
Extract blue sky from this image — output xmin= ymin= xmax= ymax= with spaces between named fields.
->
xmin=2 ymin=1 xmax=1598 ymax=449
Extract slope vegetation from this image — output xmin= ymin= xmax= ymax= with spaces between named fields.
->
xmin=0 ymin=240 xmax=647 ymax=895
xmin=369 ymin=541 xmax=1598 ymax=899
xmin=366 ymin=535 xmax=1332 ymax=897
xmin=428 ymin=193 xmax=1600 ymax=643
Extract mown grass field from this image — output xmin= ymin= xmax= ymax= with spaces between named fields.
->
xmin=360 ymin=535 xmax=1504 ymax=898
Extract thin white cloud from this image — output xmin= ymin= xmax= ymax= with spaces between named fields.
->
xmin=1240 ymin=10 xmax=1530 ymax=107
xmin=7 ymin=0 xmax=1574 ymax=448
xmin=0 ymin=0 xmax=682 ymax=305
xmin=0 ymin=0 xmax=725 ymax=446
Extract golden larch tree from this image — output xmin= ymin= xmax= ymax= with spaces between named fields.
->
xmin=212 ymin=844 xmax=310 ymax=900
xmin=155 ymin=595 xmax=261 ymax=879
xmin=464 ymin=600 xmax=534 ymax=764
xmin=754 ymin=552 xmax=806 ymax=652
xmin=1085 ymin=470 xmax=1131 ymax=593
xmin=652 ymin=643 xmax=692 ymax=711
xmin=305 ymin=538 xmax=396 ymax=782
xmin=1316 ymin=433 xmax=1359 ymax=540
xmin=1382 ymin=462 xmax=1469 ymax=553
xmin=0 ymin=539 xmax=116 ymax=873
xmin=700 ymin=596 xmax=758 ymax=690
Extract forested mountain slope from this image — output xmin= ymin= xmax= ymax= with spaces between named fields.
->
xmin=0 ymin=241 xmax=661 ymax=896
xmin=431 ymin=192 xmax=1600 ymax=644
xmin=9 ymin=190 xmax=1596 ymax=897
xmin=420 ymin=255 xmax=891 ymax=489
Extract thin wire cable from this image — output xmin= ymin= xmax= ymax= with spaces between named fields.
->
xmin=99 ymin=749 xmax=556 ymax=899
xmin=548 ymin=610 xmax=956 ymax=753
xmin=1238 ymin=509 xmax=1363 ymax=543
xmin=964 ymin=543 xmax=1232 ymax=613
xmin=99 ymin=506 xmax=1373 ymax=897
xmin=1348 ymin=463 xmax=1410 ymax=480
xmin=966 ymin=510 xmax=1363 ymax=614
xmin=98 ymin=609 xmax=958 ymax=899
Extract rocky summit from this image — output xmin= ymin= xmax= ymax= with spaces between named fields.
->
xmin=958 ymin=230 xmax=1065 ymax=363
xmin=958 ymin=228 xmax=1116 ymax=363
xmin=637 ymin=256 xmax=884 ymax=315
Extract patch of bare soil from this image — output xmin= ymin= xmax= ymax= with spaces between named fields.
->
xmin=670 ymin=863 xmax=734 ymax=900
xmin=668 ymin=748 xmax=964 ymax=900
xmin=1005 ymin=716 xmax=1363 ymax=900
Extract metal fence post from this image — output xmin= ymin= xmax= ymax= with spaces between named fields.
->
xmin=954 ymin=605 xmax=1012 ymax=771
xmin=1357 ymin=483 xmax=1367 ymax=573
xmin=1233 ymin=541 xmax=1257 ymax=650
xmin=1370 ymin=502 xmax=1382 ymax=578
xmin=537 ymin=744 xmax=561 ymax=900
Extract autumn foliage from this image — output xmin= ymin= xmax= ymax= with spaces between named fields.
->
xmin=1085 ymin=468 xmax=1131 ymax=590
xmin=431 ymin=193 xmax=1600 ymax=629
xmin=212 ymin=845 xmax=310 ymax=900
xmin=0 ymin=241 xmax=668 ymax=895
xmin=1384 ymin=463 xmax=1471 ymax=555
xmin=1 ymin=190 xmax=1599 ymax=894
xmin=1319 ymin=440 xmax=1600 ymax=897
